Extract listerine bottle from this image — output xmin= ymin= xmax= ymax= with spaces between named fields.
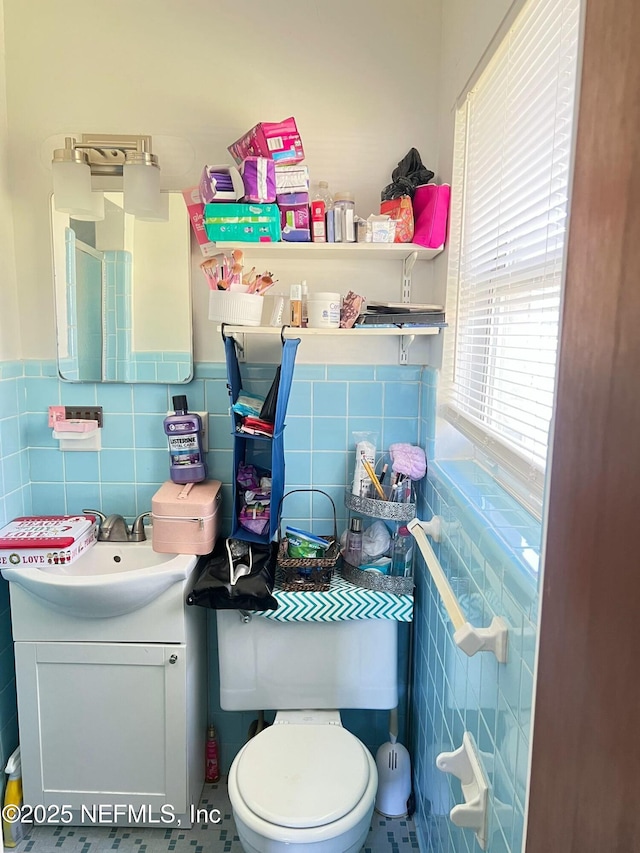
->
xmin=163 ymin=395 xmax=206 ymax=484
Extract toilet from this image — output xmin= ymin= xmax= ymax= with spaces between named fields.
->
xmin=216 ymin=611 xmax=399 ymax=853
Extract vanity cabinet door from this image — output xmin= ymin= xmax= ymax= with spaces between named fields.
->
xmin=15 ymin=641 xmax=187 ymax=817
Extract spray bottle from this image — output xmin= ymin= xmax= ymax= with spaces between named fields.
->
xmin=3 ymin=747 xmax=25 ymax=848
xmin=205 ymin=725 xmax=220 ymax=783
xmin=163 ymin=395 xmax=206 ymax=484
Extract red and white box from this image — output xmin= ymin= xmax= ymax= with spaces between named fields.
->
xmin=182 ymin=186 xmax=219 ymax=258
xmin=0 ymin=515 xmax=98 ymax=568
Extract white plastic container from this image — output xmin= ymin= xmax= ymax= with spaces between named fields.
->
xmin=334 ymin=191 xmax=356 ymax=243
xmin=307 ymin=292 xmax=341 ymax=328
xmin=208 ymin=290 xmax=264 ymax=326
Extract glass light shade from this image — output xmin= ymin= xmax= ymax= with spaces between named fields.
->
xmin=68 ymin=192 xmax=105 ymax=222
xmin=123 ymin=162 xmax=161 ymax=218
xmin=52 ymin=159 xmax=95 ymax=216
xmin=133 ymin=190 xmax=170 ymax=222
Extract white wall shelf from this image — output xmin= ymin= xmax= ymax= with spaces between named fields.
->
xmin=213 ymin=242 xmax=443 ymax=261
xmin=218 ymin=324 xmax=441 ymax=338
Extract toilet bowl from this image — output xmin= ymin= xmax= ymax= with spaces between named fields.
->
xmin=228 ymin=711 xmax=378 ymax=853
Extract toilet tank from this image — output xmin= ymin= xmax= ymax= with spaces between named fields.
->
xmin=216 ymin=612 xmax=398 ymax=711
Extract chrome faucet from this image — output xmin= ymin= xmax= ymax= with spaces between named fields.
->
xmin=83 ymin=509 xmax=152 ymax=542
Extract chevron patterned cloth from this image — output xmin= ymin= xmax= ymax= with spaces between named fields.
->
xmin=261 ymin=573 xmax=414 ymax=622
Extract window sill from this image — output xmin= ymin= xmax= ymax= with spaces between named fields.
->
xmin=427 ymin=459 xmax=541 ymax=612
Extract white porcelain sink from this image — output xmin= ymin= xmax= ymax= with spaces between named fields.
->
xmin=0 ymin=540 xmax=198 ymax=619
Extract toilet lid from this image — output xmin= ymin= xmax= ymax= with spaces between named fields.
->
xmin=235 ymin=724 xmax=371 ymax=829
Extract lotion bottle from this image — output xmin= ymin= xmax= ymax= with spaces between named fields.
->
xmin=345 ymin=517 xmax=363 ymax=567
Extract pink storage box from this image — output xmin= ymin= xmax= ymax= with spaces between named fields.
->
xmin=152 ymin=480 xmax=222 ymax=555
xmin=412 ymin=184 xmax=451 ymax=249
xmin=0 ymin=515 xmax=97 ymax=567
xmin=228 ymin=117 xmax=304 ymax=166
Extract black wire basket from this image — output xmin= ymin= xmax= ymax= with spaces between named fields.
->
xmin=276 ymin=489 xmax=340 ymax=591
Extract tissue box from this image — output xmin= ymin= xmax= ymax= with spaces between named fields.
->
xmin=204 ymin=203 xmax=281 ymax=243
xmin=240 ymin=157 xmax=276 ymax=203
xmin=278 ymin=192 xmax=310 ymax=242
xmin=152 ymin=480 xmax=222 ymax=555
xmin=275 ymin=164 xmax=309 ymax=194
xmin=0 ymin=515 xmax=97 ymax=567
xmin=199 ymin=164 xmax=244 ymax=204
xmin=228 ymin=117 xmax=304 ymax=166
xmin=182 ymin=187 xmax=219 ymax=258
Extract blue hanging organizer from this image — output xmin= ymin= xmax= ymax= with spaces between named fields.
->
xmin=223 ymin=328 xmax=300 ymax=544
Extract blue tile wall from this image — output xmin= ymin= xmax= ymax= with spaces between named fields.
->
xmin=412 ymin=367 xmax=539 ymax=853
xmin=2 ymin=354 xmax=542 ymax=840
xmin=14 ymin=360 xmax=424 ymax=774
xmin=129 ymin=351 xmax=192 ymax=383
xmin=0 ymin=361 xmax=31 ymax=778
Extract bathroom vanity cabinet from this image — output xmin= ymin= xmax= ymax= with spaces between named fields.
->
xmin=8 ymin=568 xmax=206 ymax=827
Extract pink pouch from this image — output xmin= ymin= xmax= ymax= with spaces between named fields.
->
xmin=412 ymin=184 xmax=451 ymax=249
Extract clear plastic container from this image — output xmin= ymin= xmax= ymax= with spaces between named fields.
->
xmin=334 ymin=191 xmax=356 ymax=242
xmin=313 ymin=181 xmax=334 ymax=210
xmin=345 ymin=517 xmax=363 ymax=566
xmin=390 ymin=526 xmax=413 ymax=577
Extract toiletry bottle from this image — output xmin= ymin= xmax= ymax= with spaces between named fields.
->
xmin=301 ymin=280 xmax=309 ymax=327
xmin=205 ymin=725 xmax=220 ymax=783
xmin=311 ymin=182 xmax=332 ymax=243
xmin=163 ymin=395 xmax=207 ymax=484
xmin=345 ymin=517 xmax=363 ymax=567
xmin=3 ymin=747 xmax=24 ymax=848
xmin=390 ymin=526 xmax=413 ymax=577
xmin=290 ymin=283 xmax=302 ymax=327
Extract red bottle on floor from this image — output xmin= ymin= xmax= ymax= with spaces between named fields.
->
xmin=205 ymin=725 xmax=220 ymax=783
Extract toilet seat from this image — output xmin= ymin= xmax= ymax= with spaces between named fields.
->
xmin=235 ymin=724 xmax=372 ymax=829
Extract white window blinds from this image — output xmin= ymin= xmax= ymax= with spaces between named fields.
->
xmin=442 ymin=0 xmax=581 ymax=500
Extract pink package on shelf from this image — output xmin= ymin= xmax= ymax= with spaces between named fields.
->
xmin=241 ymin=157 xmax=276 ymax=203
xmin=228 ymin=117 xmax=304 ymax=166
xmin=182 ymin=187 xmax=219 ymax=258
xmin=412 ymin=184 xmax=451 ymax=249
xmin=278 ymin=192 xmax=310 ymax=242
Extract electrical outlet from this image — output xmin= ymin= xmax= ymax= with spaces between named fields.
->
xmin=64 ymin=406 xmax=103 ymax=427
xmin=195 ymin=412 xmax=209 ymax=450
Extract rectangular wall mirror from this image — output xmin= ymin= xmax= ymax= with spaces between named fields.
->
xmin=51 ymin=191 xmax=193 ymax=383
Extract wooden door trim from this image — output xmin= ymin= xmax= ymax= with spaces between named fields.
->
xmin=525 ymin=0 xmax=640 ymax=850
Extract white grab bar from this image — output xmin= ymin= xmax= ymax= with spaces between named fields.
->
xmin=437 ymin=732 xmax=489 ymax=850
xmin=407 ymin=518 xmax=508 ymax=663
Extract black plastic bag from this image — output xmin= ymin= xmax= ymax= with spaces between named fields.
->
xmin=381 ymin=148 xmax=435 ymax=201
xmin=186 ymin=537 xmax=278 ymax=611
xmin=259 ymin=364 xmax=281 ymax=423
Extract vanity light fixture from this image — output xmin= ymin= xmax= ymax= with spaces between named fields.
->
xmin=52 ymin=133 xmax=161 ymax=221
